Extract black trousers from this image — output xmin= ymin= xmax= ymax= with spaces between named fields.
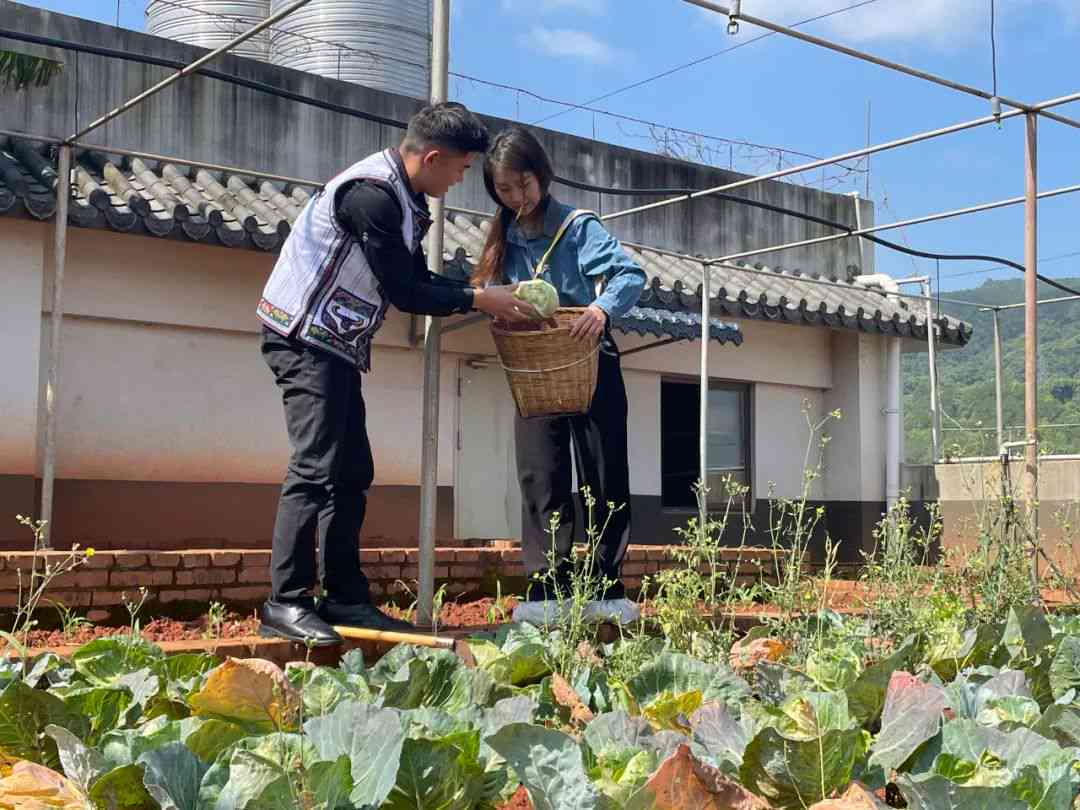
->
xmin=261 ymin=326 xmax=372 ymax=604
xmin=515 ymin=345 xmax=632 ymax=599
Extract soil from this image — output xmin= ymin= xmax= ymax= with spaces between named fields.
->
xmin=22 ymin=598 xmax=521 ymax=648
xmin=20 ymin=581 xmax=1078 ymax=649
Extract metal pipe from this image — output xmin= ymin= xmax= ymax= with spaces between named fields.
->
xmin=39 ymin=145 xmax=72 ymax=549
xmin=984 ymin=294 xmax=1080 ymax=312
xmin=923 ymin=281 xmax=941 ymax=463
xmin=681 ymin=0 xmax=1080 ymax=131
xmin=1023 ymin=112 xmax=1039 ymax=588
xmin=705 ymin=181 xmax=1080 ymax=266
xmin=885 ymin=338 xmax=901 ymax=513
xmin=68 ymin=0 xmax=316 ymax=143
xmin=699 ymin=262 xmax=711 ymax=531
xmin=599 ymin=87 xmax=1080 ymax=224
xmin=417 ymin=0 xmax=450 ymax=627
xmin=992 ymin=308 xmax=1005 ymax=453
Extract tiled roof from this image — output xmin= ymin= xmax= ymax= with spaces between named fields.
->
xmin=442 ymin=210 xmax=971 ymax=347
xmin=613 ymin=306 xmax=742 ymax=345
xmin=0 ymin=136 xmax=971 ymax=346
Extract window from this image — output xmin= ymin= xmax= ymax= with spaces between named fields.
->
xmin=660 ymin=379 xmax=751 ymax=510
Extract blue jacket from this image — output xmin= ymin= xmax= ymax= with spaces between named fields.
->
xmin=501 ymin=197 xmax=646 ymax=319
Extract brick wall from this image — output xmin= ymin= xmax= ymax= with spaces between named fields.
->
xmin=0 ymin=545 xmax=775 ymax=616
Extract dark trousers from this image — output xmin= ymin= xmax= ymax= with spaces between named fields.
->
xmin=515 ymin=347 xmax=632 ymax=599
xmin=261 ymin=327 xmax=372 ymax=604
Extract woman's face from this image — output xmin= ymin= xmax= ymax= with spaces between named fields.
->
xmin=491 ymin=166 xmax=543 ymax=220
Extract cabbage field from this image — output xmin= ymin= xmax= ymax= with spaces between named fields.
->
xmin=3 ymin=606 xmax=1080 ymax=809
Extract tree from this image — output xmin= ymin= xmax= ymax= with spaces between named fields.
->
xmin=0 ymin=50 xmax=63 ymax=92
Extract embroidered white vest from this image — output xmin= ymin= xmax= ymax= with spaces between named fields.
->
xmin=257 ymin=149 xmax=428 ymax=371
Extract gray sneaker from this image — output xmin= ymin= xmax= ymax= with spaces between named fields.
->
xmin=582 ymin=598 xmax=641 ymax=625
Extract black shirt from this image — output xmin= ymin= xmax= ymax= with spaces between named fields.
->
xmin=333 ymin=176 xmax=474 ymax=317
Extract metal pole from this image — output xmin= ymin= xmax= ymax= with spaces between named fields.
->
xmin=924 ymin=280 xmax=941 ymax=463
xmin=40 ymin=145 xmax=72 ymax=549
xmin=992 ymin=308 xmax=1005 ymax=452
xmin=988 ymin=294 xmax=1080 ymax=312
xmin=699 ymin=263 xmax=711 ymax=532
xmin=417 ymin=0 xmax=450 ymax=627
xmin=67 ymin=0 xmax=315 ymax=142
xmin=705 ymin=181 xmax=1080 ymax=266
xmin=1023 ymin=112 xmax=1040 ymax=587
xmin=681 ymin=0 xmax=1080 ymax=131
xmin=600 ymin=88 xmax=1080 ymax=224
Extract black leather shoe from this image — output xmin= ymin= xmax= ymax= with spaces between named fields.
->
xmin=316 ymin=598 xmax=415 ymax=632
xmin=259 ymin=599 xmax=342 ymax=646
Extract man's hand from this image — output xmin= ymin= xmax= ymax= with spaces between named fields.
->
xmin=568 ymin=304 xmax=607 ymax=342
xmin=474 ymin=284 xmax=541 ymax=322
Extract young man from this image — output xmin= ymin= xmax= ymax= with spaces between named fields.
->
xmin=256 ymin=102 xmax=532 ymax=645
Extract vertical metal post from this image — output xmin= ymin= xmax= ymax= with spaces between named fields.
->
xmin=417 ymin=0 xmax=450 ymax=626
xmin=923 ymin=281 xmax=941 ymax=463
xmin=1023 ymin=112 xmax=1039 ymax=587
xmin=699 ymin=263 xmax=711 ymax=532
xmin=992 ymin=308 xmax=1005 ymax=452
xmin=40 ymin=144 xmax=72 ymax=549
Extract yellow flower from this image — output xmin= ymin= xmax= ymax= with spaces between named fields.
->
xmin=85 ymin=548 xmax=95 ymax=558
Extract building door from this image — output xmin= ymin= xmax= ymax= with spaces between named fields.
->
xmin=454 ymin=359 xmax=522 ymax=539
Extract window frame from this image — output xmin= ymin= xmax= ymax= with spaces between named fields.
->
xmin=658 ymin=375 xmax=754 ymax=514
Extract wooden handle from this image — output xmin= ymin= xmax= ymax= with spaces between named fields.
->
xmin=331 ymin=626 xmax=456 ymax=649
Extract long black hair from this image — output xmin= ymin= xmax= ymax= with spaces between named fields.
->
xmin=473 ymin=126 xmax=554 ymax=287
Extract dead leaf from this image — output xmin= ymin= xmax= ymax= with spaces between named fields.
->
xmin=576 ymin=641 xmax=602 ymax=667
xmin=638 ymin=743 xmax=770 ymax=809
xmin=808 ymin=783 xmax=888 ymax=809
xmin=188 ymin=657 xmax=300 ymax=731
xmin=0 ymin=760 xmax=87 ymax=810
xmin=729 ymin=637 xmax=787 ymax=671
xmin=551 ymin=673 xmax=594 ymax=726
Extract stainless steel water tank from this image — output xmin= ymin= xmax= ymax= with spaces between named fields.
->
xmin=145 ymin=0 xmax=271 ymax=61
xmin=268 ymin=0 xmax=430 ymax=98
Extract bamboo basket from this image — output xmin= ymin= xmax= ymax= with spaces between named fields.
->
xmin=490 ymin=307 xmax=600 ymax=418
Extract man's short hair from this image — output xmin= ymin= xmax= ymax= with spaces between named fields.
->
xmin=402 ymin=102 xmax=489 ymax=155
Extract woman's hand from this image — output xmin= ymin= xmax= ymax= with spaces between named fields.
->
xmin=568 ymin=304 xmax=608 ymax=342
xmin=474 ymin=284 xmax=541 ymax=322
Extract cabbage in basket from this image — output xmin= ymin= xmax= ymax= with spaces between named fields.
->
xmin=513 ymin=279 xmax=559 ymax=318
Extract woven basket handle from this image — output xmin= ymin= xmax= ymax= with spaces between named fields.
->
xmin=531 ymin=208 xmax=598 ymax=279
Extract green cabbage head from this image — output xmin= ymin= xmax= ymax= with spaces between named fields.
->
xmin=513 ymin=279 xmax=559 ymax=318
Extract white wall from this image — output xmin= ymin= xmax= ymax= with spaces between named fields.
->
xmin=1 ymin=220 xmax=43 ymax=476
xmin=753 ymin=384 xmax=825 ymax=500
xmin=1 ymin=222 xmax=885 ymax=509
xmin=624 ymin=369 xmax=661 ymax=497
xmin=822 ymin=331 xmax=887 ymax=502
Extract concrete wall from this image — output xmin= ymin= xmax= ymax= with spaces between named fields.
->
xmin=903 ymin=459 xmax=1080 ymax=567
xmin=0 ymin=1 xmax=873 ymax=275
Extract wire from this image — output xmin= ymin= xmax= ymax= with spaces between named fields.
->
xmin=5 ymin=27 xmax=1074 ymax=296
xmin=943 ymin=249 xmax=1080 ymax=279
xmin=533 ymin=0 xmax=885 ymax=126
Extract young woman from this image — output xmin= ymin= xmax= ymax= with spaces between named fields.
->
xmin=473 ymin=126 xmax=647 ymax=624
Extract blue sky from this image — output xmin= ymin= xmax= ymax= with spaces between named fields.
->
xmin=11 ymin=0 xmax=1080 ymax=294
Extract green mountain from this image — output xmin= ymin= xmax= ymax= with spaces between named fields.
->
xmin=903 ymin=276 xmax=1080 ymax=463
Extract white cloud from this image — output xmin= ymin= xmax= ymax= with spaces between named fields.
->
xmin=700 ymin=0 xmax=1078 ymax=47
xmin=501 ymin=0 xmax=607 ymax=15
xmin=522 ymin=26 xmax=622 ymax=64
